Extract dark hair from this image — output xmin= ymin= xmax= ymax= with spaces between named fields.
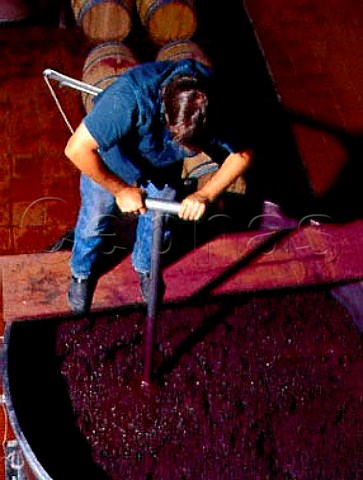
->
xmin=162 ymin=75 xmax=209 ymax=147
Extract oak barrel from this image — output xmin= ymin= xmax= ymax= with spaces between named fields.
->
xmin=71 ymin=0 xmax=133 ymax=43
xmin=82 ymin=41 xmax=139 ymax=112
xmin=156 ymin=39 xmax=211 ymax=67
xmin=136 ymin=0 xmax=197 ymax=46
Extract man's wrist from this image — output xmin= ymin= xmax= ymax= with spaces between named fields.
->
xmin=193 ymin=192 xmax=211 ymax=204
xmin=113 ymin=182 xmax=130 ymax=197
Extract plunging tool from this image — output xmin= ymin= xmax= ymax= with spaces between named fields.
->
xmin=142 ymin=198 xmax=181 ymax=388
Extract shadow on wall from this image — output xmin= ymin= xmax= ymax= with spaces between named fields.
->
xmin=197 ymin=0 xmax=363 ymax=224
xmin=195 ymin=0 xmax=317 ymax=220
xmin=287 ymin=109 xmax=363 ymax=223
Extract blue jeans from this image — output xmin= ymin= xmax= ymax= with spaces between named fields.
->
xmin=71 ymin=173 xmax=177 ymax=279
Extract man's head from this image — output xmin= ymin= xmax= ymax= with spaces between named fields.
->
xmin=162 ymin=75 xmax=209 ymax=149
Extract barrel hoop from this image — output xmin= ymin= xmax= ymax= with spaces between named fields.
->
xmin=85 ymin=40 xmax=131 ymax=59
xmin=91 ymin=73 xmax=124 ymax=88
xmin=84 ymin=55 xmax=136 ymax=74
xmin=83 ymin=44 xmax=136 ymax=71
xmin=157 ymin=41 xmax=211 ymax=66
xmin=164 ymin=46 xmax=198 ymax=58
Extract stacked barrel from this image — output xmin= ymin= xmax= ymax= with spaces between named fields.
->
xmin=82 ymin=42 xmax=139 ymax=112
xmin=70 ymin=0 xmax=211 ymax=114
xmin=136 ymin=0 xmax=197 ymax=46
xmin=70 ymin=0 xmax=134 ymax=112
xmin=71 ymin=0 xmax=134 ymax=43
xmin=71 ymin=0 xmax=199 ymax=46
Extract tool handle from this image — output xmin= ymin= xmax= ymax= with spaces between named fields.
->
xmin=43 ymin=68 xmax=102 ymax=96
xmin=145 ymin=198 xmax=181 ymax=215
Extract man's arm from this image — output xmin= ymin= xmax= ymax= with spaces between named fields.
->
xmin=64 ymin=122 xmax=146 ymax=214
xmin=179 ymin=149 xmax=253 ymax=221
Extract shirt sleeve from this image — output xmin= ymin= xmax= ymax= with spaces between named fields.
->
xmin=83 ymin=77 xmax=139 ymax=151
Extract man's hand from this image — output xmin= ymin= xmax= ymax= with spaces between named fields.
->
xmin=115 ymin=186 xmax=146 ymax=215
xmin=179 ymin=193 xmax=209 ymax=221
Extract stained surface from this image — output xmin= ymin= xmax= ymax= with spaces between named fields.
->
xmin=5 ymin=288 xmax=362 ymax=479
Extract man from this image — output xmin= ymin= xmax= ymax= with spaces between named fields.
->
xmin=64 ymin=58 xmax=253 ymax=315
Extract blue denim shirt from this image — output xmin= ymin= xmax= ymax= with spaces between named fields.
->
xmin=84 ymin=59 xmax=236 ymax=186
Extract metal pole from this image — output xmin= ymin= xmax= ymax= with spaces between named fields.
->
xmin=141 ymin=199 xmax=181 ymax=387
xmin=142 ymin=211 xmax=164 ymax=387
xmin=43 ymin=68 xmax=103 ymax=96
